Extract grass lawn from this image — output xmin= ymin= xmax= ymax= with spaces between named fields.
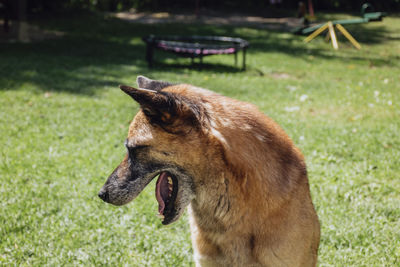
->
xmin=1 ymin=11 xmax=399 ymax=266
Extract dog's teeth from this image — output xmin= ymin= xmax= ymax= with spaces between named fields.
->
xmin=168 ymin=177 xmax=173 ymax=185
xmin=156 ymin=214 xmax=164 ymax=219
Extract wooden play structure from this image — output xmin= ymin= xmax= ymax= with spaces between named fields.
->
xmin=303 ymin=21 xmax=361 ymax=50
xmin=294 ymin=3 xmax=387 ymax=49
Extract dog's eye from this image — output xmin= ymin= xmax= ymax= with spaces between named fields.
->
xmin=126 ymin=144 xmax=149 ymax=155
xmin=142 ymin=107 xmax=157 ymax=118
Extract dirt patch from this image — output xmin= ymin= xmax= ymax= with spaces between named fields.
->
xmin=114 ymin=11 xmax=304 ymax=31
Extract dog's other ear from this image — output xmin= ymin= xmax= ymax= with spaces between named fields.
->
xmin=136 ymin=76 xmax=174 ymax=91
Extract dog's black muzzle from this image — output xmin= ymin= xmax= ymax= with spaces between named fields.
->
xmin=98 ymin=189 xmax=109 ymax=202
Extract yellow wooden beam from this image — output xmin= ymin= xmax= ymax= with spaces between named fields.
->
xmin=304 ymin=23 xmax=329 ymax=43
xmin=336 ymin=24 xmax=361 ymax=50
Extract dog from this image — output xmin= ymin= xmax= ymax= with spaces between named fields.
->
xmin=98 ymin=76 xmax=320 ymax=267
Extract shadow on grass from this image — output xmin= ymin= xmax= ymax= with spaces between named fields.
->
xmin=150 ymin=51 xmax=243 ymax=73
xmin=3 ymin=38 xmax=150 ymax=90
xmin=0 ymin=12 xmax=397 ymax=95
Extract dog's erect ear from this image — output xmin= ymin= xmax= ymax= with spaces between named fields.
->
xmin=120 ymin=84 xmax=173 ymax=113
xmin=120 ymin=84 xmax=203 ymax=129
xmin=120 ymin=84 xmax=182 ymax=125
xmin=136 ymin=76 xmax=174 ymax=91
xmin=120 ymin=84 xmax=160 ymax=103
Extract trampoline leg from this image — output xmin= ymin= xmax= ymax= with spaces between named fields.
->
xmin=146 ymin=44 xmax=154 ymax=68
xmin=242 ymin=48 xmax=247 ymax=71
xmin=234 ymin=52 xmax=238 ymax=66
xmin=199 ymin=49 xmax=204 ymax=67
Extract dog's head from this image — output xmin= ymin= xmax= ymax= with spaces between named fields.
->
xmin=98 ymin=76 xmax=213 ymax=225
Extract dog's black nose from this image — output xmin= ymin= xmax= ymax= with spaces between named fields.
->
xmin=98 ymin=190 xmax=109 ymax=202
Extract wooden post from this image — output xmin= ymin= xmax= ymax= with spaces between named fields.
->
xmin=328 ymin=21 xmax=338 ymax=49
xmin=308 ymin=0 xmax=315 ymax=17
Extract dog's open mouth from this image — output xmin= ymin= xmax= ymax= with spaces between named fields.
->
xmin=155 ymin=172 xmax=178 ymax=224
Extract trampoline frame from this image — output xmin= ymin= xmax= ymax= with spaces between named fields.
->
xmin=142 ymin=35 xmax=250 ymax=70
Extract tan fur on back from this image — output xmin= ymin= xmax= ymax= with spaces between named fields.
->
xmin=162 ymin=85 xmax=320 ymax=267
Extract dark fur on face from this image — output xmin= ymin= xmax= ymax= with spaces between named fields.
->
xmin=99 ymin=76 xmax=201 ymax=224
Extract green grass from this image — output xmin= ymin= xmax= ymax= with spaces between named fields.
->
xmin=1 ymin=11 xmax=399 ymax=266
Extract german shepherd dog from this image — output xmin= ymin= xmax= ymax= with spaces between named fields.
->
xmin=98 ymin=76 xmax=320 ymax=266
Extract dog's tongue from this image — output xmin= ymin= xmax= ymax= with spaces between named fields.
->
xmin=155 ymin=172 xmax=169 ymax=215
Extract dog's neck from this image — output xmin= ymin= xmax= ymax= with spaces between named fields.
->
xmin=189 ymin=171 xmax=250 ymax=234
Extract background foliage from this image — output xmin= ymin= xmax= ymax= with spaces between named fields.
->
xmin=22 ymin=0 xmax=400 ymax=14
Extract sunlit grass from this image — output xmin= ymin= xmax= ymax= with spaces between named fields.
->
xmin=0 ymin=12 xmax=399 ymax=266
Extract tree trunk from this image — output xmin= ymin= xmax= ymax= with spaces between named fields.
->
xmin=15 ymin=0 xmax=29 ymax=42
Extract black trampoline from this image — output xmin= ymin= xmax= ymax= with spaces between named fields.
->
xmin=142 ymin=35 xmax=249 ymax=70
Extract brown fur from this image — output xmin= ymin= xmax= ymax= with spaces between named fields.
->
xmin=99 ymin=76 xmax=320 ymax=267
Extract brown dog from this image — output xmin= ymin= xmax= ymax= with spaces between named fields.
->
xmin=98 ymin=76 xmax=320 ymax=266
